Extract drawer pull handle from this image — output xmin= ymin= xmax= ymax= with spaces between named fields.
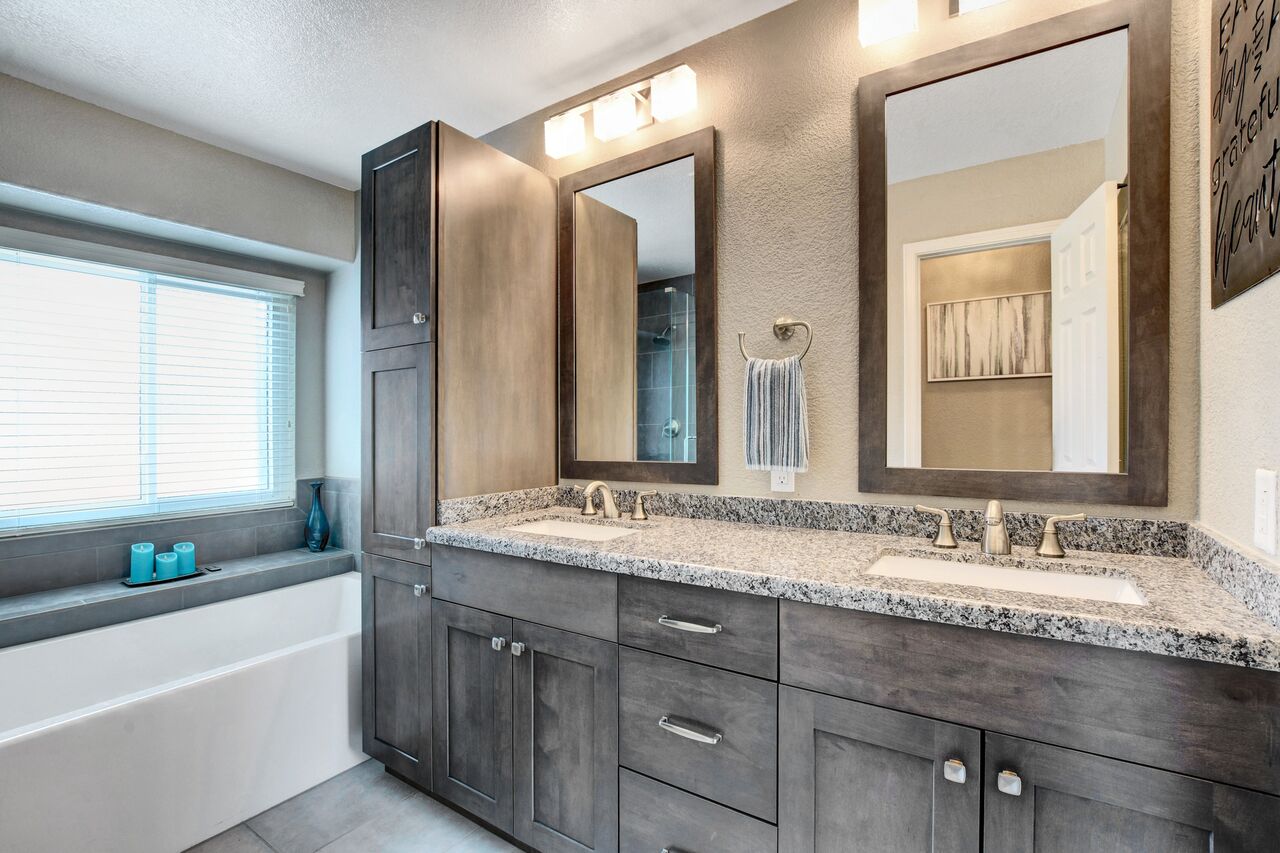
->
xmin=491 ymin=636 xmax=508 ymax=652
xmin=997 ymin=770 xmax=1022 ymax=797
xmin=384 ymin=533 xmax=427 ymax=550
xmin=657 ymin=715 xmax=722 ymax=745
xmin=413 ymin=584 xmax=427 ymax=598
xmin=657 ymin=615 xmax=722 ymax=634
xmin=943 ymin=758 xmax=966 ymax=784
xmin=661 ymin=848 xmax=691 ymax=853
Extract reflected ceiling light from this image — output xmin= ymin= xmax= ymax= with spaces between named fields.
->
xmin=592 ymin=89 xmax=643 ymax=142
xmin=544 ymin=109 xmax=586 ymax=159
xmin=859 ymin=0 xmax=918 ymax=46
xmin=954 ymin=0 xmax=1007 ymax=12
xmin=651 ymin=65 xmax=698 ymax=122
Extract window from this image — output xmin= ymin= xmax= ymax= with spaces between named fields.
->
xmin=0 ymin=242 xmax=296 ymax=533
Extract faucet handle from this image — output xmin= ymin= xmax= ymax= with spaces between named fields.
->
xmin=572 ymin=485 xmax=597 ymax=516
xmin=1036 ymin=512 xmax=1087 ymax=558
xmin=632 ymin=490 xmax=658 ymax=521
xmin=915 ymin=505 xmax=958 ymax=549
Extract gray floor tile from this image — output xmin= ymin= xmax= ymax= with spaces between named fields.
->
xmin=246 ymin=760 xmax=415 ymax=853
xmin=317 ymin=793 xmax=482 ymax=852
xmin=446 ymin=831 xmax=522 ymax=853
xmin=184 ymin=824 xmax=275 ymax=853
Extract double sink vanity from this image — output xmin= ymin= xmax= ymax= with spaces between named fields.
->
xmin=358 ymin=484 xmax=1280 ymax=853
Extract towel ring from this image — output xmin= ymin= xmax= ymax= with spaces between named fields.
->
xmin=739 ymin=316 xmax=812 ymax=362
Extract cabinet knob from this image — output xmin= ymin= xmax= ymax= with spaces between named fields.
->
xmin=997 ymin=769 xmax=1022 ymax=797
xmin=491 ymin=636 xmax=508 ymax=652
xmin=943 ymin=758 xmax=967 ymax=784
xmin=413 ymin=584 xmax=426 ymax=598
xmin=511 ymin=642 xmax=526 ymax=656
xmin=412 ymin=312 xmax=427 ymax=325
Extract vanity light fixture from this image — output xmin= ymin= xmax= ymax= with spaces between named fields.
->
xmin=952 ymin=0 xmax=1008 ymax=13
xmin=859 ymin=0 xmax=918 ymax=46
xmin=650 ymin=64 xmax=698 ymax=122
xmin=543 ymin=65 xmax=698 ymax=157
xmin=544 ymin=108 xmax=587 ymax=159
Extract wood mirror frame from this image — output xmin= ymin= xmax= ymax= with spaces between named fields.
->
xmin=857 ymin=0 xmax=1170 ymax=506
xmin=559 ymin=127 xmax=718 ymax=485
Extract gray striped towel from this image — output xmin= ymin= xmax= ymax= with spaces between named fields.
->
xmin=744 ymin=355 xmax=809 ymax=472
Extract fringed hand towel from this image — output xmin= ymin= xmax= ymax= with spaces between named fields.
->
xmin=743 ymin=355 xmax=810 ymax=472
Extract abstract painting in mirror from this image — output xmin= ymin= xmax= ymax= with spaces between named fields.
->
xmin=885 ymin=31 xmax=1129 ymax=475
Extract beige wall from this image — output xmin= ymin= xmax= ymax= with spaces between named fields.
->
xmin=919 ymin=244 xmax=1053 ymax=471
xmin=0 ymin=74 xmax=356 ymax=262
xmin=886 ymin=141 xmax=1105 ymax=465
xmin=1197 ymin=0 xmax=1280 ymax=553
xmin=485 ymin=0 xmax=1201 ymax=519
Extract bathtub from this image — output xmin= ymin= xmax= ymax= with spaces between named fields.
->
xmin=0 ymin=572 xmax=365 ymax=853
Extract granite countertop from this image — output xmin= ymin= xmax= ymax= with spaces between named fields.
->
xmin=428 ymin=506 xmax=1280 ymax=672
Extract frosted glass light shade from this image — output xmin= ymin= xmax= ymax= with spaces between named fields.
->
xmin=592 ymin=90 xmax=641 ymax=142
xmin=955 ymin=0 xmax=1007 ymax=11
xmin=859 ymin=0 xmax=918 ymax=46
xmin=544 ymin=111 xmax=585 ymax=159
xmin=651 ymin=65 xmax=698 ymax=121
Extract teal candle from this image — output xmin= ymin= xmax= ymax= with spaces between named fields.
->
xmin=129 ymin=543 xmax=155 ymax=584
xmin=155 ymin=551 xmax=179 ymax=581
xmin=174 ymin=542 xmax=197 ymax=575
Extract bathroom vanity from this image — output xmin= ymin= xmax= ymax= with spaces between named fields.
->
xmin=360 ymin=503 xmax=1280 ymax=853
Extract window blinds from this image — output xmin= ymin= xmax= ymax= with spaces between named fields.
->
xmin=0 ymin=245 xmax=296 ymax=534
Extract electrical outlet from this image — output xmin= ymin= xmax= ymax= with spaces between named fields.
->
xmin=1255 ymin=469 xmax=1277 ymax=555
xmin=771 ymin=468 xmax=795 ymax=492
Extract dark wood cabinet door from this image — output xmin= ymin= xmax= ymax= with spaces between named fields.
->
xmin=778 ymin=686 xmax=980 ymax=853
xmin=512 ymin=620 xmax=619 ymax=853
xmin=984 ymin=734 xmax=1280 ymax=853
xmin=431 ymin=600 xmax=514 ymax=834
xmin=362 ymin=344 xmax=432 ymax=565
xmin=361 ymin=555 xmax=431 ymax=786
xmin=361 ymin=123 xmax=433 ymax=351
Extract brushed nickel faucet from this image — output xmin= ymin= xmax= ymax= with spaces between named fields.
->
xmin=983 ymin=500 xmax=1011 ymax=555
xmin=915 ymin=505 xmax=957 ymax=549
xmin=1036 ymin=513 xmax=1088 ymax=558
xmin=580 ymin=481 xmax=621 ymax=519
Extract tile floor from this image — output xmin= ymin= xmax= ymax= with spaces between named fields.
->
xmin=185 ymin=760 xmax=519 ymax=853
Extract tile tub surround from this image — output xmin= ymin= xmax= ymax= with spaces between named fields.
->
xmin=1189 ymin=525 xmax=1280 ymax=629
xmin=297 ymin=476 xmax=361 ymax=561
xmin=428 ymin=507 xmax=1280 ymax=671
xmin=0 ymin=548 xmax=355 ymax=649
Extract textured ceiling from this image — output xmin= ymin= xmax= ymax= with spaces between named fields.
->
xmin=886 ymin=30 xmax=1128 ymax=184
xmin=0 ymin=0 xmax=792 ymax=189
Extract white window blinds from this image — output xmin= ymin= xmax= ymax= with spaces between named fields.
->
xmin=0 ymin=244 xmax=296 ymax=534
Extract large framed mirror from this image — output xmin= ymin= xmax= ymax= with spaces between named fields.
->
xmin=559 ymin=127 xmax=718 ymax=484
xmin=858 ymin=0 xmax=1169 ymax=505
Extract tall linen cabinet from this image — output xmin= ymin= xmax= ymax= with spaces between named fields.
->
xmin=359 ymin=121 xmax=557 ymax=789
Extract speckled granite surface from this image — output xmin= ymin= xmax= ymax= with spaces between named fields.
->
xmin=1189 ymin=525 xmax=1280 ymax=629
xmin=546 ymin=488 xmax=1189 ymax=558
xmin=436 ymin=486 xmax=561 ymax=526
xmin=428 ymin=506 xmax=1280 ymax=671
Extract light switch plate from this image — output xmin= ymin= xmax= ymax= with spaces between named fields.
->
xmin=771 ymin=468 xmax=795 ymax=492
xmin=1255 ymin=469 xmax=1277 ymax=555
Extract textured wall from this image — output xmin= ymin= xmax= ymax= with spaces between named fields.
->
xmin=484 ymin=0 xmax=1201 ymax=520
xmin=1197 ymin=0 xmax=1280 ymax=551
xmin=0 ymin=74 xmax=356 ymax=261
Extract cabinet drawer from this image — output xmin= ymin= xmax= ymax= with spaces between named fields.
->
xmin=620 ymin=648 xmax=777 ymax=821
xmin=620 ymin=769 xmax=777 ymax=853
xmin=432 ymin=545 xmax=617 ymax=641
xmin=618 ymin=576 xmax=778 ymax=679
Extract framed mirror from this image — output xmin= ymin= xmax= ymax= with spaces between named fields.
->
xmin=559 ymin=127 xmax=718 ymax=484
xmin=858 ymin=0 xmax=1169 ymax=505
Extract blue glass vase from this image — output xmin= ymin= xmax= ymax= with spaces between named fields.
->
xmin=305 ymin=481 xmax=331 ymax=552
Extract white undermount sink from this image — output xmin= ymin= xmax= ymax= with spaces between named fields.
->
xmin=507 ymin=519 xmax=639 ymax=542
xmin=868 ymin=554 xmax=1147 ymax=605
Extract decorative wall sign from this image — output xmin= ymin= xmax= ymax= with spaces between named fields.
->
xmin=1210 ymin=0 xmax=1280 ymax=307
xmin=927 ymin=290 xmax=1051 ymax=381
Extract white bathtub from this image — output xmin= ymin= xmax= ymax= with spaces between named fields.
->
xmin=0 ymin=572 xmax=365 ymax=853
